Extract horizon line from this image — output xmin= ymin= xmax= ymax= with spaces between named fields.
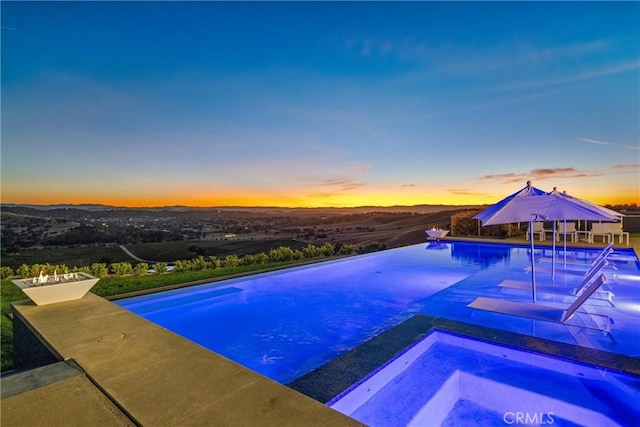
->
xmin=1 ymin=202 xmax=489 ymax=210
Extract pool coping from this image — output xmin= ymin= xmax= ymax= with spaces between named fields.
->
xmin=287 ymin=314 xmax=640 ymax=404
xmin=6 ymin=293 xmax=363 ymax=427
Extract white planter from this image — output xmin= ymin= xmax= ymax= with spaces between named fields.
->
xmin=12 ymin=272 xmax=99 ymax=306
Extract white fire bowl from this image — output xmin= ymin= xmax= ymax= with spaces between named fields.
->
xmin=12 ymin=273 xmax=99 ymax=306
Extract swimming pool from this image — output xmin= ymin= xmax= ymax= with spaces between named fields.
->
xmin=117 ymin=241 xmax=640 ymax=383
xmin=328 ymin=331 xmax=640 ymax=426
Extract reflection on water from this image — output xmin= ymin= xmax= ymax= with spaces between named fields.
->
xmin=425 ymin=241 xmax=449 ymax=250
xmin=450 ymin=242 xmax=511 ymax=267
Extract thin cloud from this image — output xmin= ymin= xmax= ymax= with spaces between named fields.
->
xmin=447 ymin=189 xmax=488 ymax=197
xmin=477 ymin=172 xmax=519 ymax=181
xmin=580 ymin=138 xmax=640 ymax=150
xmin=441 ymin=40 xmax=611 ymax=75
xmin=431 ymin=88 xmax=563 ymax=117
xmin=305 ymin=179 xmax=366 ymax=202
xmin=402 ymin=184 xmax=415 ymax=187
xmin=530 ymin=168 xmax=587 ymax=179
xmin=320 ymin=179 xmax=366 ymax=192
xmin=307 ymin=192 xmax=334 ymax=199
xmin=344 ymin=37 xmax=429 ymax=62
xmin=496 ymin=60 xmax=640 ymax=91
xmin=346 ymin=37 xmax=611 ymax=74
xmin=609 ymin=163 xmax=640 ymax=171
xmin=478 ymin=168 xmax=600 ymax=185
xmin=580 ymin=137 xmax=613 ymax=145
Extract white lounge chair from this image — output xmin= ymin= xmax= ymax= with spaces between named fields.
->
xmin=606 ymin=223 xmax=629 ymax=245
xmin=590 ymin=242 xmax=614 ymax=265
xmin=525 ymin=222 xmax=550 ymax=241
xmin=468 ymin=273 xmax=609 ymax=325
xmin=468 ymin=252 xmax=612 ymax=329
xmin=588 ymin=223 xmax=612 ymax=244
xmin=498 ymin=280 xmax=615 ymax=306
xmin=556 ymin=222 xmax=577 ymax=242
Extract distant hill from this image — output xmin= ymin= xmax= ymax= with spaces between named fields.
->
xmin=1 ymin=203 xmax=116 ymax=211
xmin=1 ymin=203 xmax=482 ymax=215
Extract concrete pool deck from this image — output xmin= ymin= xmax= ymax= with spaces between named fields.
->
xmin=2 ymin=293 xmax=362 ymax=427
xmin=2 ymin=236 xmax=638 ymax=426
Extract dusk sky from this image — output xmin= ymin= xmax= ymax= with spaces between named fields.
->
xmin=2 ymin=1 xmax=639 ymax=208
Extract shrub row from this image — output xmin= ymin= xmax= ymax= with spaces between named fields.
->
xmin=450 ymin=209 xmax=513 ymax=238
xmin=1 ymin=242 xmax=385 ymax=280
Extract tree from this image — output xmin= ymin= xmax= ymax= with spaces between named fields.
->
xmin=224 ymin=255 xmax=240 ymax=267
xmin=302 ymin=244 xmax=321 ymax=258
xmin=253 ymin=252 xmax=269 ymax=264
xmin=17 ymin=264 xmax=31 ymax=279
xmin=90 ymin=263 xmax=109 ymax=278
xmin=268 ymin=246 xmax=295 ymax=262
xmin=450 ymin=210 xmax=480 ymax=236
xmin=319 ymin=242 xmax=335 ymax=257
xmin=209 ymin=256 xmax=221 ymax=269
xmin=134 ymin=263 xmax=149 ymax=276
xmin=111 ymin=262 xmax=134 ymax=276
xmin=338 ymin=244 xmax=357 ymax=255
xmin=357 ymin=242 xmax=386 ymax=254
xmin=1 ymin=267 xmax=14 ymax=280
xmin=192 ymin=256 xmax=207 ymax=270
xmin=152 ymin=262 xmax=168 ymax=274
xmin=173 ymin=260 xmax=191 ymax=272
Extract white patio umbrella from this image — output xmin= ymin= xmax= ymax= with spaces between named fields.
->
xmin=474 ymin=182 xmax=619 ymax=302
xmin=549 ymin=188 xmax=624 ymax=268
xmin=553 ymin=188 xmax=624 ymax=223
xmin=474 ymin=183 xmax=546 ymax=224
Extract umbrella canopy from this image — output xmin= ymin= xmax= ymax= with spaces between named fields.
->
xmin=549 ymin=187 xmax=623 ymax=268
xmin=479 ymin=189 xmax=620 ymax=226
xmin=550 ymin=188 xmax=623 ymax=221
xmin=474 ymin=182 xmax=546 ymax=224
xmin=474 ymin=181 xmax=619 ymax=302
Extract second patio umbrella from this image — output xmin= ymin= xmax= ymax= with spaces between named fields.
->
xmin=474 ymin=182 xmax=619 ymax=302
xmin=549 ymin=187 xmax=623 ymax=270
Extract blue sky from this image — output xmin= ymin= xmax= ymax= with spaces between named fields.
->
xmin=2 ymin=1 xmax=638 ymax=207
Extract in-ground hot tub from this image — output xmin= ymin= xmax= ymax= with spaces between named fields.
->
xmin=329 ymin=331 xmax=639 ymax=427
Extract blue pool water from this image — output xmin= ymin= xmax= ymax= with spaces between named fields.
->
xmin=329 ymin=331 xmax=640 ymax=427
xmin=117 ymin=241 xmax=640 ymax=384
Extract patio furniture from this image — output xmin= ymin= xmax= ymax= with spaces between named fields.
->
xmin=498 ymin=279 xmax=615 ymax=307
xmin=575 ymin=230 xmax=592 ymax=242
xmin=499 ymin=248 xmax=614 ymax=307
xmin=556 ymin=222 xmax=577 ymax=242
xmin=591 ymin=242 xmax=614 ymax=266
xmin=525 ymin=222 xmax=549 ymax=241
xmin=606 ymin=223 xmax=629 ymax=245
xmin=588 ymin=223 xmax=613 ymax=244
xmin=468 ymin=273 xmax=609 ymax=328
xmin=468 ymin=252 xmax=613 ymax=332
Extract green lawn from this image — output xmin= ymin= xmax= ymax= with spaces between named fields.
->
xmin=1 ymin=280 xmax=27 ymax=371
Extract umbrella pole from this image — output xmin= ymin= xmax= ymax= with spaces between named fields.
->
xmin=563 ymin=220 xmax=567 ymax=267
xmin=530 ymin=221 xmax=537 ymax=303
xmin=552 ymin=223 xmax=556 ymax=280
